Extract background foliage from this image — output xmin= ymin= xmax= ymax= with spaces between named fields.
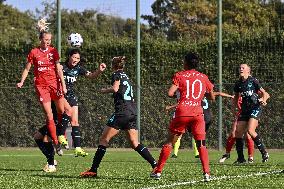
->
xmin=0 ymin=0 xmax=283 ymax=148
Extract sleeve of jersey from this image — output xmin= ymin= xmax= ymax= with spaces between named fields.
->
xmin=52 ymin=48 xmax=60 ymax=62
xmin=233 ymin=82 xmax=240 ymax=93
xmin=80 ymin=66 xmax=88 ymax=76
xmin=253 ymin=78 xmax=262 ymax=91
xmin=111 ymin=73 xmax=120 ymax=85
xmin=205 ymin=78 xmax=214 ymax=92
xmin=172 ymin=73 xmax=179 ymax=86
xmin=27 ymin=51 xmax=34 ymax=64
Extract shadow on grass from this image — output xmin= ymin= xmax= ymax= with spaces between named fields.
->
xmin=0 ymin=168 xmax=41 ymax=172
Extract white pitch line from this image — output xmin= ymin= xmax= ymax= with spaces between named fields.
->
xmin=141 ymin=170 xmax=283 ymax=189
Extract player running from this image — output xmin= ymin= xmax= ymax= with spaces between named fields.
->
xmin=233 ymin=64 xmax=269 ymax=164
xmin=80 ymin=56 xmax=157 ymax=177
xmin=150 ymin=52 xmax=215 ymax=181
xmin=55 ymin=48 xmax=106 ymax=157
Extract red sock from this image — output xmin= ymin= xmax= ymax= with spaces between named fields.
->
xmin=47 ymin=119 xmax=58 ymax=145
xmin=225 ymin=135 xmax=236 ymax=154
xmin=246 ymin=138 xmax=254 ymax=158
xmin=198 ymin=146 xmax=210 ymax=174
xmin=156 ymin=144 xmax=172 ymax=173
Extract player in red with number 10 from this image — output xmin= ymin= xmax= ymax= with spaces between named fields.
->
xmin=150 ymin=52 xmax=215 ymax=181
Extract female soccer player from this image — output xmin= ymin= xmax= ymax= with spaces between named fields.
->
xmin=170 ymin=92 xmax=234 ymax=159
xmin=219 ymin=96 xmax=255 ymax=163
xmin=150 ymin=52 xmax=215 ymax=181
xmin=80 ymin=56 xmax=157 ymax=177
xmin=56 ymin=48 xmax=106 ymax=157
xmin=17 ymin=19 xmax=69 ymax=172
xmin=233 ymin=64 xmax=269 ymax=163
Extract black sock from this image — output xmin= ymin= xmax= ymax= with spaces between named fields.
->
xmin=135 ymin=144 xmax=157 ymax=168
xmin=35 ymin=139 xmax=55 ymax=165
xmin=35 ymin=139 xmax=48 ymax=156
xmin=253 ymin=135 xmax=267 ymax=155
xmin=44 ymin=142 xmax=55 ymax=165
xmin=72 ymin=126 xmax=81 ymax=148
xmin=90 ymin=145 xmax=107 ymax=172
xmin=62 ymin=113 xmax=70 ymax=134
xmin=236 ymin=138 xmax=245 ymax=160
xmin=57 ymin=113 xmax=70 ymax=136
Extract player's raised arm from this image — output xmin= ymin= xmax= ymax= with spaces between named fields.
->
xmin=86 ymin=63 xmax=106 ymax=79
xmin=101 ymin=80 xmax=120 ymax=94
xmin=214 ymin=92 xmax=234 ymax=98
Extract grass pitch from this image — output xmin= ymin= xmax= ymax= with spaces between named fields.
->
xmin=0 ymin=148 xmax=283 ymax=189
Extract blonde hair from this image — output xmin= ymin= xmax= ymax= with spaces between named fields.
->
xmin=36 ymin=18 xmax=51 ymax=39
xmin=112 ymin=56 xmax=126 ymax=69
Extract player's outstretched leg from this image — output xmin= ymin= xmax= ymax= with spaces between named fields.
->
xmin=134 ymin=144 xmax=157 ymax=168
xmin=252 ymin=135 xmax=269 ymax=162
xmin=219 ymin=135 xmax=235 ymax=163
xmin=80 ymin=145 xmax=106 ymax=177
xmin=150 ymin=143 xmax=172 ymax=180
xmin=34 ymin=130 xmax=57 ymax=172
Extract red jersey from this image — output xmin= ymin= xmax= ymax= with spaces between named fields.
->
xmin=27 ymin=46 xmax=60 ymax=86
xmin=173 ymin=70 xmax=213 ymax=117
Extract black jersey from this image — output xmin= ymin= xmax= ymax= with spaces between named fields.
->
xmin=234 ymin=76 xmax=262 ymax=110
xmin=62 ymin=63 xmax=88 ymax=93
xmin=111 ymin=70 xmax=136 ymax=113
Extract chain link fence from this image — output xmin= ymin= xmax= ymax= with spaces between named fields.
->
xmin=0 ymin=1 xmax=283 ymax=149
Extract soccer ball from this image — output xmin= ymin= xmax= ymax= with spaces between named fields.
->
xmin=67 ymin=33 xmax=83 ymax=47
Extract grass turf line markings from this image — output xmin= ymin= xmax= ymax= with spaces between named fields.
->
xmin=141 ymin=170 xmax=283 ymax=189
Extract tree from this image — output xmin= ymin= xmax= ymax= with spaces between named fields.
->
xmin=142 ymin=0 xmax=278 ymax=41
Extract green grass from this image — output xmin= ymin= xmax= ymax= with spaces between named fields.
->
xmin=0 ymin=148 xmax=283 ymax=189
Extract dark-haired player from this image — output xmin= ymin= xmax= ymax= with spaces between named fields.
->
xmin=56 ymin=48 xmax=106 ymax=157
xmin=233 ymin=64 xmax=269 ymax=163
xmin=80 ymin=56 xmax=157 ymax=177
xmin=150 ymin=52 xmax=215 ymax=181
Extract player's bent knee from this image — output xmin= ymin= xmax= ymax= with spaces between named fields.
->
xmin=34 ymin=131 xmax=43 ymax=140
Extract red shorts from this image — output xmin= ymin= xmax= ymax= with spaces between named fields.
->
xmin=169 ymin=115 xmax=206 ymax=140
xmin=35 ymin=83 xmax=63 ymax=103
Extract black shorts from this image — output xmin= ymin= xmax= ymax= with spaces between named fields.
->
xmin=107 ymin=111 xmax=137 ymax=130
xmin=238 ymin=106 xmax=262 ymax=121
xmin=65 ymin=92 xmax=78 ymax=107
xmin=203 ymin=110 xmax=212 ymax=132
